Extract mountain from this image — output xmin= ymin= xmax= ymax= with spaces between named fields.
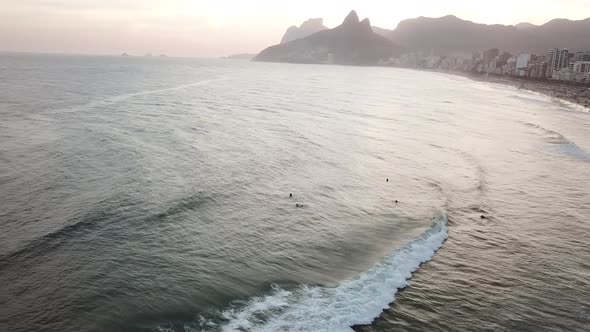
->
xmin=254 ymin=11 xmax=402 ymax=65
xmin=389 ymin=15 xmax=518 ymax=56
xmin=371 ymin=26 xmax=393 ymax=38
xmin=515 ymin=22 xmax=537 ymax=30
xmin=281 ymin=18 xmax=328 ymax=44
xmin=528 ymin=18 xmax=590 ymax=52
xmin=388 ymin=15 xmax=590 ymax=56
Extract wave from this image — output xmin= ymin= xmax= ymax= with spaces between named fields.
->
xmin=526 ymin=90 xmax=590 ymax=113
xmin=522 ymin=122 xmax=590 ymax=161
xmin=0 ymin=192 xmax=220 ymax=269
xmin=163 ymin=216 xmax=449 ymax=332
xmin=0 ymin=206 xmax=122 ymax=270
xmin=554 ymin=98 xmax=590 ymax=113
xmin=523 ymin=122 xmax=571 ymax=145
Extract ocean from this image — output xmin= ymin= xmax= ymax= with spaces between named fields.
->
xmin=0 ymin=54 xmax=589 ymax=332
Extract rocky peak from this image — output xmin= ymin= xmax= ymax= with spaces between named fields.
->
xmin=360 ymin=18 xmax=373 ymax=32
xmin=280 ymin=18 xmax=328 ymax=44
xmin=255 ymin=9 xmax=401 ymax=65
xmin=342 ymin=10 xmax=360 ymax=25
xmin=300 ymin=18 xmax=325 ymax=29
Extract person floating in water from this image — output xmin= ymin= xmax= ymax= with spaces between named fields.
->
xmin=387 ymin=178 xmax=389 ymax=182
xmin=395 ymin=200 xmax=398 ymax=204
xmin=481 ymin=215 xmax=486 ymax=219
xmin=290 ymin=193 xmax=292 ymax=198
xmin=296 ymin=204 xmax=300 ymax=208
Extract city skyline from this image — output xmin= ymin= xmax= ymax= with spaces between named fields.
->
xmin=385 ymin=46 xmax=590 ymax=85
xmin=2 ymin=0 xmax=590 ymax=57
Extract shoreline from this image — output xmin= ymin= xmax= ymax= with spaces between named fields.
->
xmin=350 ymin=68 xmax=589 ymax=332
xmin=253 ymin=59 xmax=590 ymax=111
xmin=424 ymin=69 xmax=590 ymax=111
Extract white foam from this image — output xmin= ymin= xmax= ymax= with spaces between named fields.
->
xmin=58 ymin=78 xmax=225 ymax=114
xmin=556 ymin=98 xmax=590 ymax=113
xmin=210 ymin=216 xmax=449 ymax=332
xmin=519 ymin=89 xmax=590 ymax=113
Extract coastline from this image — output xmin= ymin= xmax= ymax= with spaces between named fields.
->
xmin=428 ymin=69 xmax=590 ymax=111
xmin=349 ymin=67 xmax=589 ymax=331
xmin=252 ymin=58 xmax=590 ymax=111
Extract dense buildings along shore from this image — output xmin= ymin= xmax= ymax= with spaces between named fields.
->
xmin=380 ymin=48 xmax=590 ymax=108
xmin=382 ymin=48 xmax=590 ymax=83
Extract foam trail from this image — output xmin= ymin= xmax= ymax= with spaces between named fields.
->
xmin=104 ymin=79 xmax=225 ymax=102
xmin=197 ymin=216 xmax=449 ymax=332
xmin=58 ymin=78 xmax=225 ymax=114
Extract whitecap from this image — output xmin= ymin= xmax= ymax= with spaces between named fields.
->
xmin=201 ymin=216 xmax=449 ymax=332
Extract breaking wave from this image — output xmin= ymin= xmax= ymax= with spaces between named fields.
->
xmin=160 ymin=216 xmax=449 ymax=332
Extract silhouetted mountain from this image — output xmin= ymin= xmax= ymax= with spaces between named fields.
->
xmin=388 ymin=15 xmax=590 ymax=56
xmin=371 ymin=26 xmax=393 ymax=38
xmin=254 ymin=11 xmax=402 ymax=65
xmin=281 ymin=18 xmax=328 ymax=44
xmin=515 ymin=22 xmax=537 ymax=30
xmin=529 ymin=18 xmax=590 ymax=52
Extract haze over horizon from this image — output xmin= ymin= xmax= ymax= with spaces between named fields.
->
xmin=2 ymin=0 xmax=589 ymax=57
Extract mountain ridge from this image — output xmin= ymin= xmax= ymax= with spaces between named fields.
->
xmin=281 ymin=18 xmax=328 ymax=44
xmin=388 ymin=15 xmax=590 ymax=55
xmin=271 ymin=13 xmax=590 ymax=60
xmin=254 ymin=11 xmax=402 ymax=65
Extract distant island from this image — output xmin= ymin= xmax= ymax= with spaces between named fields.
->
xmin=253 ymin=11 xmax=401 ymax=65
xmin=119 ymin=53 xmax=168 ymax=57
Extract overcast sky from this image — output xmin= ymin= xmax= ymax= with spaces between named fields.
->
xmin=1 ymin=0 xmax=589 ymax=57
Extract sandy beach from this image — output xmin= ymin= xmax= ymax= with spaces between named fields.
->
xmin=460 ymin=72 xmax=590 ymax=110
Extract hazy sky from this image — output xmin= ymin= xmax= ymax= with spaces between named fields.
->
xmin=1 ymin=0 xmax=589 ymax=57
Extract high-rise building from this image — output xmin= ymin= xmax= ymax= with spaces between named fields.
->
xmin=530 ymin=54 xmax=548 ymax=79
xmin=567 ymin=53 xmax=575 ymax=71
xmin=558 ymin=49 xmax=569 ymax=68
xmin=573 ymin=61 xmax=590 ymax=73
xmin=546 ymin=48 xmax=570 ymax=78
xmin=505 ymin=56 xmax=517 ymax=75
xmin=516 ymin=54 xmax=531 ymax=69
xmin=498 ymin=52 xmax=512 ymax=66
xmin=575 ymin=52 xmax=590 ymax=62
xmin=483 ymin=48 xmax=499 ymax=64
xmin=545 ymin=49 xmax=554 ymax=77
xmin=538 ymin=62 xmax=548 ymax=79
xmin=472 ymin=51 xmax=482 ymax=63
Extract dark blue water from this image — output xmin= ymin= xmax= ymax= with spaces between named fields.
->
xmin=1 ymin=54 xmax=589 ymax=332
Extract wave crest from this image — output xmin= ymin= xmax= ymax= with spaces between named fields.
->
xmin=166 ymin=216 xmax=448 ymax=332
